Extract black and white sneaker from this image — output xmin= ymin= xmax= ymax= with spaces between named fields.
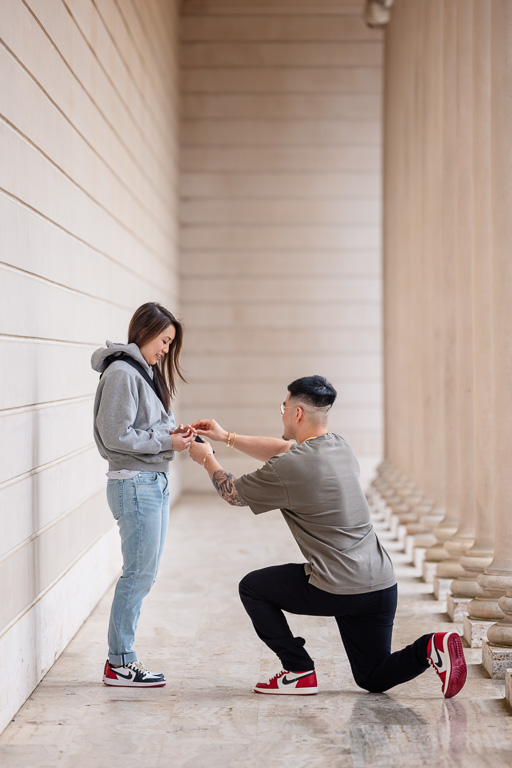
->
xmin=103 ymin=659 xmax=166 ymax=687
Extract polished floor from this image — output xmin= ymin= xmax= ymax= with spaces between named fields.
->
xmin=1 ymin=492 xmax=512 ymax=767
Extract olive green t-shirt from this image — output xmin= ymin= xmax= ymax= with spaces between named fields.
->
xmin=234 ymin=433 xmax=396 ymax=595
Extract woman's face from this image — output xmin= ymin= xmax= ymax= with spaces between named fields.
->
xmin=139 ymin=324 xmax=176 ymax=366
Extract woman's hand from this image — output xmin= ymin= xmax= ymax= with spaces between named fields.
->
xmin=170 ymin=426 xmax=194 ymax=452
xmin=188 ymin=436 xmax=214 ymax=464
xmin=191 ymin=418 xmax=228 ymax=443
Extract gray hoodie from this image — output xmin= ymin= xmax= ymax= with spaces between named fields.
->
xmin=91 ymin=341 xmax=176 ymax=472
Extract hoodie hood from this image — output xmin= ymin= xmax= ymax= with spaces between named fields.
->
xmin=91 ymin=341 xmax=152 ymax=375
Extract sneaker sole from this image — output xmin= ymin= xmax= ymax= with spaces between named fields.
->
xmin=443 ymin=633 xmax=467 ymax=698
xmin=103 ymin=677 xmax=166 ymax=688
xmin=254 ymin=687 xmax=318 ymax=695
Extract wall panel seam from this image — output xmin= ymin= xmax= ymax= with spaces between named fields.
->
xmin=0 ymin=482 xmax=107 ymax=569
xmin=0 ymin=522 xmax=116 ymax=641
xmin=0 ymin=39 xmax=174 ymax=242
xmin=128 ymin=0 xmax=176 ymax=91
xmin=21 ymin=0 xmax=177 ymax=199
xmin=0 ymin=445 xmax=98 ymax=496
xmin=1 ymin=113 xmax=174 ymax=262
xmin=0 ymin=261 xmax=134 ymax=311
xmin=60 ymin=0 xmax=178 ymax=181
xmin=0 ymin=188 xmax=178 ymax=291
xmin=0 ymin=395 xmax=94 ymax=418
xmin=114 ymin=0 xmax=174 ymax=98
xmin=88 ymin=0 xmax=179 ymax=155
xmin=112 ymin=0 xmax=176 ymax=115
xmin=0 ymin=332 xmax=106 ymax=347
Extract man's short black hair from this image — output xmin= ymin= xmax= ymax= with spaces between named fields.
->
xmin=287 ymin=375 xmax=337 ymax=409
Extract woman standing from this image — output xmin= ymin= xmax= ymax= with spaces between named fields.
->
xmin=92 ymin=302 xmax=192 ymax=687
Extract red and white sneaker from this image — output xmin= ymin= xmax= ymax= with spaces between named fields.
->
xmin=103 ymin=660 xmax=166 ymax=687
xmin=427 ymin=632 xmax=467 ymax=698
xmin=254 ymin=669 xmax=318 ymax=695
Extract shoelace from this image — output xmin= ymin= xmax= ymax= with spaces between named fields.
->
xmin=127 ymin=660 xmax=149 ymax=676
xmin=269 ymin=670 xmax=289 ymax=682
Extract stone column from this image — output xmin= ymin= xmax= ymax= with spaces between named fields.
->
xmin=443 ymin=0 xmax=478 ymax=618
xmin=403 ymin=0 xmax=446 ymax=566
xmin=381 ymin=1 xmax=416 ymax=522
xmin=481 ymin=0 xmax=512 ymax=681
xmin=422 ymin=0 xmax=460 ymax=585
xmin=460 ymin=0 xmax=496 ymax=646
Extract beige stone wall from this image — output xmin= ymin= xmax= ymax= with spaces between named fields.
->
xmin=0 ymin=0 xmax=180 ymax=733
xmin=179 ymin=0 xmax=384 ymax=489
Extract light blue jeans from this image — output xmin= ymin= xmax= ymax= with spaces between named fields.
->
xmin=106 ymin=472 xmax=169 ymax=665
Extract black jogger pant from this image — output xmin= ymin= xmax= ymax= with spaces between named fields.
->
xmin=238 ymin=563 xmax=431 ymax=693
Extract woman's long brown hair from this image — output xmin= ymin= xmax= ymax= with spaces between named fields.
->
xmin=128 ymin=302 xmax=186 ymax=412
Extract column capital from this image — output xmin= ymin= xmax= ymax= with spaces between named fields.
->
xmin=364 ymin=0 xmax=394 ymax=28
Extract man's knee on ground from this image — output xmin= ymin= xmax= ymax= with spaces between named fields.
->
xmin=354 ymin=672 xmax=388 ymax=694
xmin=238 ymin=570 xmax=260 ymax=600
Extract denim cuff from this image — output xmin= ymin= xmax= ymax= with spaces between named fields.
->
xmin=108 ymin=651 xmax=137 ymax=666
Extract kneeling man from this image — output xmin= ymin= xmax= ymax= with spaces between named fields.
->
xmin=189 ymin=376 xmax=466 ymax=698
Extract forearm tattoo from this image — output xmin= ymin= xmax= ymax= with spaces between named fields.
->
xmin=211 ymin=470 xmax=248 ymax=507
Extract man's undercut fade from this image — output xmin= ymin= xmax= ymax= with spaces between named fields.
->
xmin=287 ymin=375 xmax=337 ymax=409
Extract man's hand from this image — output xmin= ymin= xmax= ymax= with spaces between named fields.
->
xmin=170 ymin=425 xmax=194 ymax=452
xmin=172 ymin=423 xmax=196 ymax=435
xmin=191 ymin=418 xmax=228 ymax=443
xmin=188 ymin=435 xmax=214 ymax=464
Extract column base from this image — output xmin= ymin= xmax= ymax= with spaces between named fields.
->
xmin=405 ymin=534 xmax=415 ymax=562
xmin=446 ymin=594 xmax=470 ymax=622
xmin=369 ymin=499 xmax=385 ymax=521
xmin=383 ymin=505 xmax=392 ymax=527
xmin=414 ymin=547 xmax=426 ymax=570
xmin=433 ymin=575 xmax=452 ymax=601
xmin=405 ymin=535 xmax=434 ymax=564
xmin=422 ymin=560 xmax=438 ymax=584
xmin=390 ymin=515 xmax=404 ymax=541
xmin=506 ymin=670 xmax=512 ymax=709
xmin=482 ymin=638 xmax=512 ymax=679
xmin=462 ymin=614 xmax=494 ymax=648
xmin=404 ymin=537 xmax=426 ymax=569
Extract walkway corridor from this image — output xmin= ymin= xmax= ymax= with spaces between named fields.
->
xmin=1 ymin=493 xmax=511 ymax=768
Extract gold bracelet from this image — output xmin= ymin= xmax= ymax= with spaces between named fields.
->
xmin=226 ymin=432 xmax=231 ymax=447
xmin=202 ymin=452 xmax=214 ymax=467
xmin=231 ymin=432 xmax=237 ymax=447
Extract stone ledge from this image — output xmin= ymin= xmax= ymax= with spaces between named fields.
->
xmin=482 ymin=638 xmax=512 ymax=679
xmin=506 ymin=669 xmax=512 ymax=709
xmin=446 ymin=594 xmax=470 ymax=622
xmin=463 ymin=615 xmax=494 ymax=648
xmin=397 ymin=523 xmax=408 ymax=546
xmin=433 ymin=575 xmax=452 ymax=601
xmin=414 ymin=546 xmax=426 ymax=570
xmin=422 ymin=560 xmax=438 ymax=584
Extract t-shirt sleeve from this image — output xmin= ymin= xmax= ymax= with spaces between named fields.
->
xmin=234 ymin=462 xmax=289 ymax=515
